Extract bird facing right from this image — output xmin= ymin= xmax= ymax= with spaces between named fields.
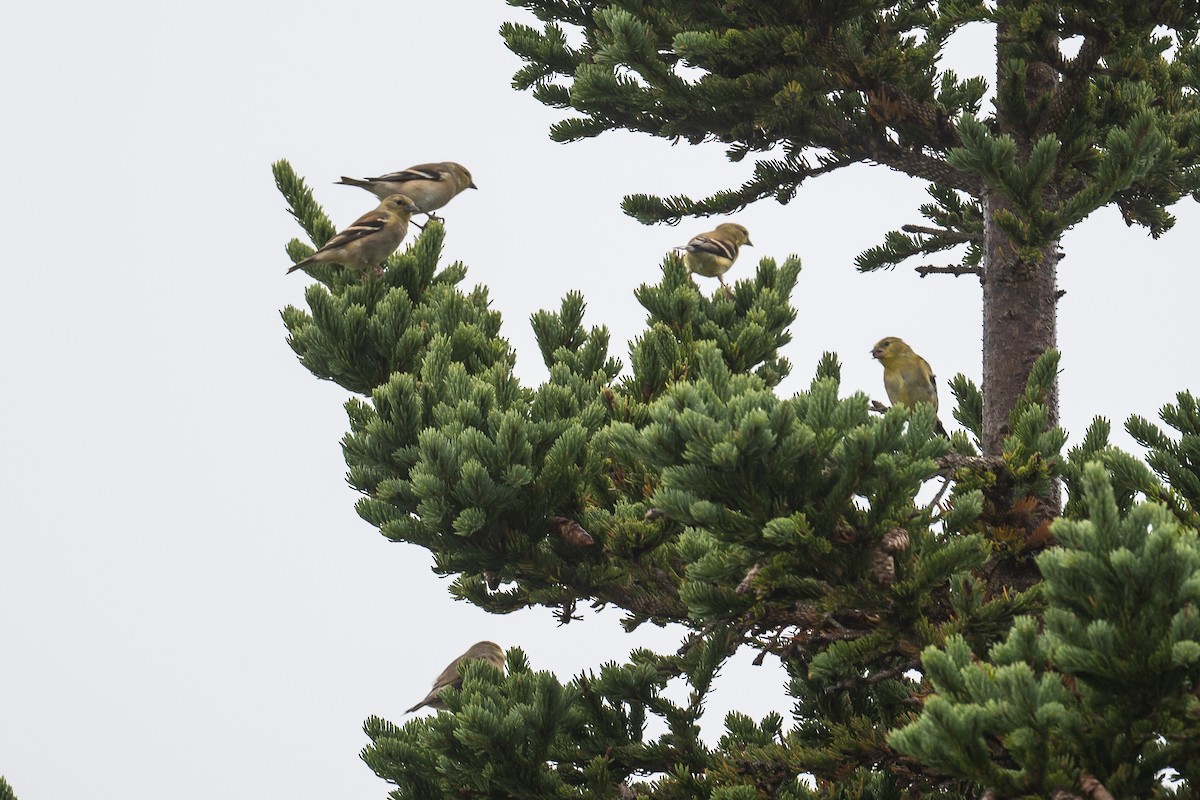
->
xmin=870 ymin=336 xmax=948 ymax=436
xmin=405 ymin=641 xmax=505 ymax=714
xmin=286 ymin=193 xmax=421 ymax=275
xmin=677 ymin=222 xmax=752 ymax=287
xmin=336 ymin=162 xmax=476 ymax=221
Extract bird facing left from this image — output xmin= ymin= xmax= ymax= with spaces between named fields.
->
xmin=405 ymin=641 xmax=505 ymax=714
xmin=870 ymin=336 xmax=948 ymax=436
xmin=286 ymin=193 xmax=421 ymax=275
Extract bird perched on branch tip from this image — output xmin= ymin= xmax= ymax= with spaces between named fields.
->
xmin=871 ymin=336 xmax=948 ymax=436
xmin=286 ymin=194 xmax=420 ymax=275
xmin=676 ymin=222 xmax=752 ymax=289
xmin=337 ymin=162 xmax=476 ymax=223
xmin=405 ymin=641 xmax=505 ymax=714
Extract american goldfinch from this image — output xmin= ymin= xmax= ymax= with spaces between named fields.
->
xmin=405 ymin=641 xmax=505 ymax=714
xmin=336 ymin=162 xmax=476 ymax=220
xmin=287 ymin=194 xmax=421 ymax=274
xmin=871 ymin=336 xmax=948 ymax=436
xmin=677 ymin=223 xmax=753 ymax=287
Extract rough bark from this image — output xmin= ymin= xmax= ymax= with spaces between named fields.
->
xmin=980 ymin=192 xmax=1063 ymax=517
xmin=985 ymin=1 xmax=1063 ymax=515
xmin=980 ymin=194 xmax=1060 ymax=454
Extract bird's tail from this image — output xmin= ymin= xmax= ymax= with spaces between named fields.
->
xmin=286 ymin=258 xmax=311 ymax=274
xmin=935 ymin=418 xmax=948 ymax=437
xmin=335 ymin=176 xmax=371 ymax=188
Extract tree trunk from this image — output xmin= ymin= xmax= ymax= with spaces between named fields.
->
xmin=980 ymin=192 xmax=1062 ymax=511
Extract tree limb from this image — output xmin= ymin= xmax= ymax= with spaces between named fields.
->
xmin=914 ymin=264 xmax=984 ymax=278
xmin=901 ymin=224 xmax=983 ymax=243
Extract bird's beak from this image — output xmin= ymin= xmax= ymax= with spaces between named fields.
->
xmin=745 ymin=239 xmax=754 ymax=247
xmin=406 ymin=202 xmax=422 ymax=213
xmin=870 ymin=348 xmax=882 ymax=359
xmin=468 ymin=181 xmax=478 ymax=190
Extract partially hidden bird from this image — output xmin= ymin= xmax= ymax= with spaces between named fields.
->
xmin=336 ymin=162 xmax=476 ymax=222
xmin=870 ymin=336 xmax=948 ymax=436
xmin=286 ymin=194 xmax=421 ymax=275
xmin=405 ymin=641 xmax=505 ymax=714
xmin=676 ymin=222 xmax=752 ymax=288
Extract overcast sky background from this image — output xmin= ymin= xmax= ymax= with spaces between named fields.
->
xmin=2 ymin=3 xmax=1197 ymax=798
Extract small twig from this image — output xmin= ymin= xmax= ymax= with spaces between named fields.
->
xmin=914 ymin=264 xmax=984 ymax=278
xmin=928 ymin=475 xmax=952 ymax=509
xmin=901 ymin=224 xmax=982 ymax=243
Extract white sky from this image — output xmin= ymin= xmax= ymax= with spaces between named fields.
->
xmin=2 ymin=3 xmax=1197 ymax=798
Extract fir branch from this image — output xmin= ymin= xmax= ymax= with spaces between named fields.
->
xmin=621 ymin=152 xmax=855 ymax=224
xmin=865 ymin=81 xmax=963 ymax=148
xmin=827 ymin=113 xmax=982 ymax=192
xmin=901 ymin=224 xmax=982 ymax=243
xmin=823 ymin=657 xmax=920 ymax=694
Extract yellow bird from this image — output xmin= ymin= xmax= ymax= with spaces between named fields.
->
xmin=677 ymin=222 xmax=752 ymax=287
xmin=287 ymin=194 xmax=421 ymax=275
xmin=337 ymin=162 xmax=476 ymax=222
xmin=405 ymin=641 xmax=505 ymax=714
xmin=870 ymin=337 xmax=947 ymax=436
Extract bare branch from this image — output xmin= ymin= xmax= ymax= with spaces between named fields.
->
xmin=915 ymin=264 xmax=983 ymax=278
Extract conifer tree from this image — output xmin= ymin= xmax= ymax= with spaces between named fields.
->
xmin=499 ymin=0 xmax=1200 ymax=466
xmin=273 ymin=6 xmax=1200 ymax=798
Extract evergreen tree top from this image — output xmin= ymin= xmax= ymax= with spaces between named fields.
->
xmin=501 ymin=1 xmax=1200 ymax=268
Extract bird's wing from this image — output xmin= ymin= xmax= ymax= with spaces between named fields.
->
xmin=686 ymin=234 xmax=737 ymax=260
xmin=366 ymin=164 xmax=448 ymax=183
xmin=430 ymin=656 xmax=464 ymax=690
xmin=319 ymin=213 xmax=391 ymax=250
xmin=919 ymin=356 xmax=939 ymax=410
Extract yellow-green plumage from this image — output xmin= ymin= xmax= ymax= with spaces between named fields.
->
xmin=336 ymin=161 xmax=477 ymax=219
xmin=678 ymin=222 xmax=752 ymax=287
xmin=405 ymin=641 xmax=505 ymax=714
xmin=871 ymin=336 xmax=947 ymax=436
xmin=287 ymin=193 xmax=421 ymax=275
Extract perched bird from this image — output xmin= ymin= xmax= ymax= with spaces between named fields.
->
xmin=286 ymin=194 xmax=421 ymax=275
xmin=677 ymin=223 xmax=753 ymax=287
xmin=871 ymin=336 xmax=948 ymax=436
xmin=336 ymin=162 xmax=476 ymax=221
xmin=405 ymin=641 xmax=505 ymax=714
